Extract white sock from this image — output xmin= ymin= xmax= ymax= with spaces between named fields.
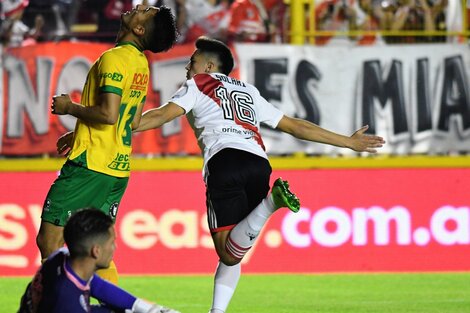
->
xmin=246 ymin=195 xmax=276 ymax=231
xmin=227 ymin=195 xmax=275 ymax=254
xmin=210 ymin=261 xmax=241 ymax=313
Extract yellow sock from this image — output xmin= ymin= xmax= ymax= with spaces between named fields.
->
xmin=96 ymin=260 xmax=119 ymax=285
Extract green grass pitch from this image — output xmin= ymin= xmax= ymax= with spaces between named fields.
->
xmin=2 ymin=273 xmax=470 ymax=313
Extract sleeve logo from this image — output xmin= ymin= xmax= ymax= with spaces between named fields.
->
xmin=99 ymin=72 xmax=124 ymax=82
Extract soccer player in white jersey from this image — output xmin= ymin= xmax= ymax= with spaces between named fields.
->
xmin=135 ymin=36 xmax=385 ymax=313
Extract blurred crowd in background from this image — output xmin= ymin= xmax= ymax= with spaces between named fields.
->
xmin=314 ymin=0 xmax=467 ymax=45
xmin=0 ymin=0 xmax=469 ymax=48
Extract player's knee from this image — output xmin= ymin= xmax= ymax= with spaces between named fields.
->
xmin=36 ymin=231 xmax=51 ymax=257
xmin=219 ymin=253 xmax=241 ymax=266
xmin=36 ymin=230 xmax=46 ymax=250
xmin=36 ymin=226 xmax=63 ymax=258
xmin=36 ymin=233 xmax=50 ymax=260
xmin=212 ymin=231 xmax=242 ymax=265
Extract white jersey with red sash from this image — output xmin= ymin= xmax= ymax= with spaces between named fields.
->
xmin=169 ymin=73 xmax=283 ymax=177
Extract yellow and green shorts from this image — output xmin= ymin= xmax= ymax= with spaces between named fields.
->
xmin=41 ymin=161 xmax=129 ymax=226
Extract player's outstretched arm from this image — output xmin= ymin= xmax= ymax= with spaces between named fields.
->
xmin=90 ymin=275 xmax=181 ymax=313
xmin=134 ymin=299 xmax=181 ymax=313
xmin=51 ymin=93 xmax=120 ymax=125
xmin=134 ymin=102 xmax=185 ymax=132
xmin=276 ymin=115 xmax=385 ymax=153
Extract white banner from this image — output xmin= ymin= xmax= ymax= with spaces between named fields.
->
xmin=235 ymin=43 xmax=470 ymax=155
xmin=1 ymin=43 xmax=469 ymax=156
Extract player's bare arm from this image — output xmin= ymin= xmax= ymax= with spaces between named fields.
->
xmin=276 ymin=115 xmax=385 ymax=153
xmin=56 ymin=103 xmax=150 ymax=156
xmin=51 ymin=93 xmax=121 ymax=125
xmin=131 ymin=102 xmax=145 ymax=130
xmin=134 ymin=102 xmax=185 ymax=132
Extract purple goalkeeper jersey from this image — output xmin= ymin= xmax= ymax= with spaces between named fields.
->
xmin=18 ymin=248 xmax=136 ymax=313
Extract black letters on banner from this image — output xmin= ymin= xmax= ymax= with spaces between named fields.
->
xmin=416 ymin=58 xmax=432 ymax=132
xmin=253 ymin=58 xmax=321 ymax=124
xmin=295 ymin=60 xmax=321 ymax=125
xmin=362 ymin=60 xmax=408 ymax=135
xmin=437 ymin=56 xmax=470 ymax=132
xmin=253 ymin=58 xmax=287 ymax=103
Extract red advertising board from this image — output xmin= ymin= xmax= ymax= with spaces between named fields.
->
xmin=0 ymin=168 xmax=469 ymax=276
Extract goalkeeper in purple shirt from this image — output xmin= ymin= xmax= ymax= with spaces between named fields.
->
xmin=18 ymin=208 xmax=179 ymax=313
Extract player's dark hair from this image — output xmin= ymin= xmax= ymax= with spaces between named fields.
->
xmin=64 ymin=208 xmax=113 ymax=258
xmin=143 ymin=6 xmax=178 ymax=53
xmin=195 ymin=36 xmax=234 ymax=75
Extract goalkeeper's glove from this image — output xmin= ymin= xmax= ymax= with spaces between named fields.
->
xmin=132 ymin=298 xmax=181 ymax=313
xmin=148 ymin=304 xmax=181 ymax=313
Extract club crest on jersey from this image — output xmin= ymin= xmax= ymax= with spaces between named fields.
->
xmin=109 ymin=203 xmax=119 ymax=218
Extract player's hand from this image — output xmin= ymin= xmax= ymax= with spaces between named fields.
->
xmin=56 ymin=131 xmax=74 ymax=156
xmin=51 ymin=94 xmax=72 ymax=115
xmin=147 ymin=304 xmax=181 ymax=313
xmin=349 ymin=125 xmax=385 ymax=153
xmin=133 ymin=299 xmax=181 ymax=313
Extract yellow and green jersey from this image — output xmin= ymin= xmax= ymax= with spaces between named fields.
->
xmin=68 ymin=42 xmax=149 ymax=177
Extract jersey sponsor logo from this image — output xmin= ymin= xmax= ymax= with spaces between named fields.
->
xmin=131 ymin=73 xmax=149 ymax=92
xmin=220 ymin=126 xmax=257 ymax=138
xmin=130 ymin=90 xmax=142 ymax=98
xmin=107 ymin=153 xmax=130 ymax=171
xmin=98 ymin=72 xmax=123 ymax=82
xmin=131 ymin=73 xmax=149 ymax=86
